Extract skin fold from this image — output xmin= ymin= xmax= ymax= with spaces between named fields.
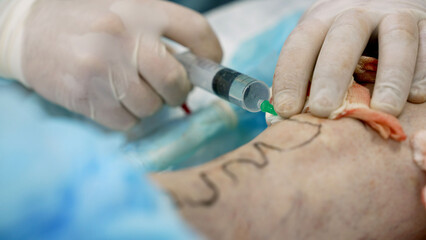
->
xmin=153 ymin=102 xmax=426 ymax=240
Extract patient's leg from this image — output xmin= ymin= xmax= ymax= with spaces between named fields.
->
xmin=153 ymin=103 xmax=426 ymax=240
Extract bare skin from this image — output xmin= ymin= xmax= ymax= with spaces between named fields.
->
xmin=153 ymin=102 xmax=426 ymax=240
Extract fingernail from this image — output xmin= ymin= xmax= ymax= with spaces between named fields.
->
xmin=371 ymin=93 xmax=401 ymax=116
xmin=274 ymin=92 xmax=299 ymax=117
xmin=309 ymin=90 xmax=339 ymax=118
xmin=409 ymin=86 xmax=426 ymax=103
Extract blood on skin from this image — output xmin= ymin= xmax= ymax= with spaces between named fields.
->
xmin=331 ymin=78 xmax=406 ymax=141
xmin=269 ymin=56 xmax=407 ymax=141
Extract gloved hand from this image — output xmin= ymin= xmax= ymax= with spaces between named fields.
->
xmin=0 ymin=0 xmax=222 ymax=130
xmin=273 ymin=0 xmax=426 ymax=118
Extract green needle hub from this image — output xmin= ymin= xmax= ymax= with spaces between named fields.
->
xmin=260 ymin=100 xmax=277 ymax=116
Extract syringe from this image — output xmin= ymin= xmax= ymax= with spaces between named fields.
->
xmin=175 ymin=51 xmax=272 ymax=113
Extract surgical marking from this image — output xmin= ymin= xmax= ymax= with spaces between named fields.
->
xmin=169 ymin=119 xmax=322 ymax=208
xmin=185 ymin=173 xmax=219 ymax=207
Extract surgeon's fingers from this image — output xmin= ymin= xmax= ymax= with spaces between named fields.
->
xmin=136 ymin=35 xmax=191 ymax=106
xmin=108 ymin=65 xmax=163 ymax=118
xmin=156 ymin=1 xmax=223 ymax=63
xmin=371 ymin=13 xmax=419 ymax=116
xmin=273 ymin=19 xmax=328 ymax=117
xmin=310 ymin=9 xmax=374 ymax=117
xmin=40 ymin=71 xmax=137 ymax=131
xmin=409 ymin=19 xmax=426 ymax=103
xmin=91 ymin=100 xmax=138 ymax=131
xmin=80 ymin=78 xmax=138 ymax=131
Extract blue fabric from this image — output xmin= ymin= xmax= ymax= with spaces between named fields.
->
xmin=0 ymin=80 xmax=197 ymax=239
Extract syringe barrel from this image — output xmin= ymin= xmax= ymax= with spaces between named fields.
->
xmin=175 ymin=51 xmax=223 ymax=93
xmin=176 ymin=52 xmax=270 ymax=112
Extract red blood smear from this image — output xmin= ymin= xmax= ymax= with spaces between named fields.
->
xmin=181 ymin=103 xmax=191 ymax=115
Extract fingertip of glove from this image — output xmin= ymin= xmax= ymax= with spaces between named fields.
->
xmin=309 ymin=96 xmax=338 ymax=118
xmin=122 ymin=120 xmax=138 ymax=132
xmin=109 ymin=117 xmax=138 ymax=132
xmin=170 ymin=77 xmax=192 ymax=107
xmin=370 ymin=99 xmax=402 ymax=116
xmin=274 ymin=93 xmax=301 ymax=117
xmin=408 ymin=86 xmax=426 ymax=103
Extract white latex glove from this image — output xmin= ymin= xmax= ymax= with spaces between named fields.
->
xmin=273 ymin=0 xmax=426 ymax=118
xmin=0 ymin=0 xmax=222 ymax=130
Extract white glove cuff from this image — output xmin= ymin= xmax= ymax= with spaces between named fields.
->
xmin=0 ymin=0 xmax=37 ymax=86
